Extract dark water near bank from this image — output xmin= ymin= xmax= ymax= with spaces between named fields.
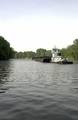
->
xmin=0 ymin=59 xmax=78 ymax=120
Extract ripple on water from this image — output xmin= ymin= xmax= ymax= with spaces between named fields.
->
xmin=0 ymin=60 xmax=78 ymax=120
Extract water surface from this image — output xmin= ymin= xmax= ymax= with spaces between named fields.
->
xmin=0 ymin=59 xmax=78 ymax=120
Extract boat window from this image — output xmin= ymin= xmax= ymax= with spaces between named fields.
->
xmin=57 ymin=53 xmax=61 ymax=56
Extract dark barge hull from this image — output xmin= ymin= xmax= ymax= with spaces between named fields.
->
xmin=57 ymin=60 xmax=73 ymax=64
xmin=32 ymin=56 xmax=51 ymax=63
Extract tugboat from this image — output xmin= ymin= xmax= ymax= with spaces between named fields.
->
xmin=51 ymin=47 xmax=73 ymax=64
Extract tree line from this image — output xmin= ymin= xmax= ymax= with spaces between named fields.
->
xmin=0 ymin=36 xmax=15 ymax=60
xmin=15 ymin=39 xmax=78 ymax=61
xmin=61 ymin=39 xmax=78 ymax=60
xmin=0 ymin=35 xmax=78 ymax=60
xmin=15 ymin=49 xmax=52 ymax=59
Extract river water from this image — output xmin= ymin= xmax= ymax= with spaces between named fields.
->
xmin=0 ymin=59 xmax=78 ymax=120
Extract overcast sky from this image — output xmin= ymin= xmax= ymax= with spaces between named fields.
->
xmin=0 ymin=0 xmax=78 ymax=51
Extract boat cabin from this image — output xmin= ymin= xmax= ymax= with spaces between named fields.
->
xmin=51 ymin=48 xmax=62 ymax=62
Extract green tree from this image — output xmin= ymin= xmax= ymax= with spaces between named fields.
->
xmin=61 ymin=39 xmax=78 ymax=60
xmin=45 ymin=50 xmax=52 ymax=57
xmin=0 ymin=36 xmax=10 ymax=60
xmin=36 ymin=48 xmax=46 ymax=57
xmin=9 ymin=47 xmax=16 ymax=58
xmin=15 ymin=51 xmax=35 ymax=59
xmin=0 ymin=36 xmax=16 ymax=60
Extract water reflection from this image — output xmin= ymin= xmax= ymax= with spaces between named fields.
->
xmin=0 ymin=60 xmax=11 ymax=93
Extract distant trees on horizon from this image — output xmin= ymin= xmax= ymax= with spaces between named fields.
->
xmin=0 ymin=35 xmax=78 ymax=60
xmin=15 ymin=49 xmax=52 ymax=59
xmin=14 ymin=39 xmax=78 ymax=61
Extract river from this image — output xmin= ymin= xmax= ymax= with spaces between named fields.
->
xmin=0 ymin=59 xmax=78 ymax=120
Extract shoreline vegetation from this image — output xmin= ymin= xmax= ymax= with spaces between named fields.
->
xmin=0 ymin=36 xmax=78 ymax=61
xmin=0 ymin=36 xmax=15 ymax=60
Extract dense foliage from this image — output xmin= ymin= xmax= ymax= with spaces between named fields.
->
xmin=15 ymin=49 xmax=52 ymax=59
xmin=15 ymin=51 xmax=36 ymax=59
xmin=0 ymin=36 xmax=15 ymax=60
xmin=61 ymin=39 xmax=78 ymax=60
xmin=36 ymin=48 xmax=52 ymax=57
xmin=9 ymin=47 xmax=16 ymax=58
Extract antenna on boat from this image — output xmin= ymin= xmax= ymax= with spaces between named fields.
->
xmin=54 ymin=45 xmax=56 ymax=48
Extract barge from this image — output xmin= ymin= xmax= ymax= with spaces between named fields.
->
xmin=32 ymin=56 xmax=51 ymax=63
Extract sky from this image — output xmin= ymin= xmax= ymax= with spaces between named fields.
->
xmin=0 ymin=0 xmax=78 ymax=52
